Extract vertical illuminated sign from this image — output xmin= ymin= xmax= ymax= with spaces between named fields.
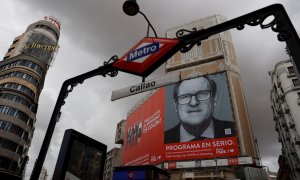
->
xmin=53 ymin=129 xmax=107 ymax=180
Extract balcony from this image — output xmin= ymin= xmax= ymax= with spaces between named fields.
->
xmin=295 ymin=135 xmax=300 ymax=145
xmin=277 ymin=108 xmax=283 ymax=116
xmin=284 ymin=107 xmax=290 ymax=114
xmin=275 ymin=125 xmax=279 ymax=132
xmin=289 ymin=122 xmax=295 ymax=129
xmin=296 ymin=163 xmax=300 ymax=171
xmin=282 ymin=122 xmax=287 ymax=128
xmin=291 ymin=151 xmax=297 ymax=156
xmin=277 ymin=81 xmax=281 ymax=88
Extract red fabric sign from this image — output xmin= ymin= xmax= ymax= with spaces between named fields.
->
xmin=122 ymin=88 xmax=165 ymax=165
xmin=164 ymin=137 xmax=239 ymax=161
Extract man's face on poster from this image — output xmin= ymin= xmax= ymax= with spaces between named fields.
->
xmin=175 ymin=77 xmax=215 ymax=126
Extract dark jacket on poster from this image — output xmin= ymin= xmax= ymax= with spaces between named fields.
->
xmin=164 ymin=118 xmax=235 ymax=144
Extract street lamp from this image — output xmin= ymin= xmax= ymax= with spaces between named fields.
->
xmin=123 ymin=0 xmax=158 ymax=38
xmin=123 ymin=0 xmax=139 ymax=16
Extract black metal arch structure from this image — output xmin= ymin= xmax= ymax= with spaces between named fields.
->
xmin=30 ymin=3 xmax=300 ymax=180
xmin=176 ymin=3 xmax=300 ymax=78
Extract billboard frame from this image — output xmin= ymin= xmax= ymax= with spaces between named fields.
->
xmin=122 ymin=72 xmax=239 ymax=166
xmin=52 ymin=129 xmax=107 ymax=180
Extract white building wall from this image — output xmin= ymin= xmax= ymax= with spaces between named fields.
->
xmin=270 ymin=59 xmax=300 ymax=180
xmin=38 ymin=167 xmax=48 ymax=180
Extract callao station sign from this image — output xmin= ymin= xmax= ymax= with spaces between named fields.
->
xmin=111 ymin=37 xmax=181 ymax=100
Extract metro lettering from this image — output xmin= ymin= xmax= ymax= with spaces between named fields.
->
xmin=127 ymin=42 xmax=159 ymax=62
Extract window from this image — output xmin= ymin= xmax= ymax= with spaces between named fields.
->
xmin=287 ymin=66 xmax=295 ymax=74
xmin=12 ymin=39 xmax=19 ymax=44
xmin=9 ymin=161 xmax=18 ymax=172
xmin=35 ymin=25 xmax=58 ymax=39
xmin=43 ymin=25 xmax=59 ymax=39
xmin=7 ymin=47 xmax=15 ymax=52
xmin=292 ymin=79 xmax=300 ymax=87
xmin=22 ymin=132 xmax=29 ymax=142
xmin=0 ymin=71 xmax=39 ymax=86
xmin=0 ymin=82 xmax=35 ymax=97
xmin=0 ymin=138 xmax=23 ymax=155
xmin=280 ymin=86 xmax=284 ymax=94
xmin=0 ymin=60 xmax=44 ymax=76
xmin=27 ymin=119 xmax=33 ymax=128
xmin=0 ymin=156 xmax=13 ymax=170
xmin=0 ymin=106 xmax=33 ymax=125
xmin=0 ymin=120 xmax=25 ymax=138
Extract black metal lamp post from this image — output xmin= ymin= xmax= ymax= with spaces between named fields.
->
xmin=123 ymin=0 xmax=157 ymax=38
xmin=30 ymin=2 xmax=300 ymax=179
xmin=29 ymin=58 xmax=119 ymax=180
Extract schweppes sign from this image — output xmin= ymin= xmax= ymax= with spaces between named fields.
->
xmin=24 ymin=43 xmax=59 ymax=52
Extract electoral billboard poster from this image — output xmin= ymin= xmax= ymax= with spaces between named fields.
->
xmin=122 ymin=72 xmax=239 ymax=166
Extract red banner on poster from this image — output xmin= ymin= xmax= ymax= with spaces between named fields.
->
xmin=122 ymin=88 xmax=165 ymax=166
xmin=164 ymin=137 xmax=239 ymax=161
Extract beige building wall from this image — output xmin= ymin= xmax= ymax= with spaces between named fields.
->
xmin=227 ymin=72 xmax=256 ymax=157
xmin=115 ymin=120 xmax=126 ymax=144
xmin=103 ymin=148 xmax=123 ymax=180
xmin=166 ymin=15 xmax=257 ymax=158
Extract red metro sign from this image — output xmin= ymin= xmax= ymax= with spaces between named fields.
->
xmin=113 ymin=37 xmax=180 ymax=77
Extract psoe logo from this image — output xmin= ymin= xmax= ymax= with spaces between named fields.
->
xmin=127 ymin=42 xmax=159 ymax=62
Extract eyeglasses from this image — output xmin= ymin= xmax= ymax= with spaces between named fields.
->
xmin=176 ymin=90 xmax=211 ymax=105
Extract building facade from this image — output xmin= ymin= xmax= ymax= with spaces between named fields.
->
xmin=0 ymin=17 xmax=60 ymax=178
xmin=38 ymin=167 xmax=48 ymax=180
xmin=103 ymin=120 xmax=126 ymax=180
xmin=103 ymin=148 xmax=122 ymax=180
xmin=164 ymin=14 xmax=259 ymax=180
xmin=165 ymin=14 xmax=257 ymax=158
xmin=269 ymin=60 xmax=300 ymax=180
xmin=114 ymin=120 xmax=126 ymax=145
xmin=277 ymin=155 xmax=290 ymax=180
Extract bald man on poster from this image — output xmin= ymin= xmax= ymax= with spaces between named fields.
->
xmin=164 ymin=76 xmax=236 ymax=144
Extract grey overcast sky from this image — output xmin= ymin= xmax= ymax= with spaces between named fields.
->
xmin=0 ymin=0 xmax=299 ymax=179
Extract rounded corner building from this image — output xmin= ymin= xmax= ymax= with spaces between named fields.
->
xmin=0 ymin=17 xmax=60 ymax=178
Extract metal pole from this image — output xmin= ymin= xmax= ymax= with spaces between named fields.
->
xmin=30 ymin=64 xmax=117 ymax=180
